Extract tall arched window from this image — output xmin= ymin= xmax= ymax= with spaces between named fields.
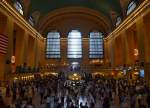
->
xmin=67 ymin=30 xmax=82 ymax=58
xmin=127 ymin=0 xmax=137 ymax=15
xmin=116 ymin=17 xmax=122 ymax=27
xmin=46 ymin=31 xmax=60 ymax=58
xmin=89 ymin=32 xmax=103 ymax=58
xmin=14 ymin=0 xmax=24 ymax=15
xmin=28 ymin=16 xmax=34 ymax=26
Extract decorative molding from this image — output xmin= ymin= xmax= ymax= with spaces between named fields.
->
xmin=0 ymin=0 xmax=44 ymax=41
xmin=38 ymin=6 xmax=112 ymax=34
xmin=105 ymin=0 xmax=150 ymax=40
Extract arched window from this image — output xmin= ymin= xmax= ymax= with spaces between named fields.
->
xmin=67 ymin=30 xmax=82 ymax=58
xmin=46 ymin=31 xmax=60 ymax=58
xmin=28 ymin=16 xmax=34 ymax=26
xmin=13 ymin=0 xmax=24 ymax=15
xmin=89 ymin=31 xmax=103 ymax=58
xmin=127 ymin=0 xmax=137 ymax=15
xmin=115 ymin=17 xmax=122 ymax=27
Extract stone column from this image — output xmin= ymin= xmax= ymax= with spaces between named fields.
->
xmin=27 ymin=36 xmax=35 ymax=67
xmin=14 ymin=28 xmax=25 ymax=66
xmin=41 ymin=39 xmax=46 ymax=65
xmin=136 ymin=17 xmax=145 ymax=63
xmin=23 ymin=31 xmax=29 ymax=63
xmin=0 ymin=12 xmax=7 ymax=81
xmin=114 ymin=38 xmax=118 ymax=66
xmin=82 ymin=37 xmax=89 ymax=72
xmin=106 ymin=40 xmax=112 ymax=67
xmin=104 ymin=40 xmax=108 ymax=65
xmin=110 ymin=37 xmax=115 ymax=67
xmin=143 ymin=13 xmax=150 ymax=86
xmin=121 ymin=31 xmax=128 ymax=65
xmin=34 ymin=35 xmax=38 ymax=68
xmin=114 ymin=36 xmax=123 ymax=66
xmin=61 ymin=38 xmax=67 ymax=66
xmin=35 ymin=38 xmax=44 ymax=68
xmin=126 ymin=29 xmax=136 ymax=65
xmin=4 ymin=17 xmax=14 ymax=79
xmin=136 ymin=16 xmax=148 ymax=84
xmin=143 ymin=13 xmax=150 ymax=63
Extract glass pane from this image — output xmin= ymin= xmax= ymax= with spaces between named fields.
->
xmin=14 ymin=1 xmax=23 ymax=15
xmin=46 ymin=31 xmax=60 ymax=58
xmin=67 ymin=30 xmax=82 ymax=58
xmin=116 ymin=17 xmax=122 ymax=26
xmin=89 ymin=32 xmax=104 ymax=58
xmin=127 ymin=1 xmax=137 ymax=15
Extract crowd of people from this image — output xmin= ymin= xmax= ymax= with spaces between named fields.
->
xmin=0 ymin=75 xmax=150 ymax=108
xmin=85 ymin=77 xmax=150 ymax=108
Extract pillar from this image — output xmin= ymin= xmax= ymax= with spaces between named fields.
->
xmin=143 ymin=13 xmax=150 ymax=86
xmin=120 ymin=31 xmax=128 ymax=65
xmin=82 ymin=37 xmax=89 ymax=72
xmin=34 ymin=37 xmax=44 ymax=68
xmin=23 ymin=31 xmax=29 ymax=63
xmin=143 ymin=13 xmax=150 ymax=63
xmin=136 ymin=16 xmax=149 ymax=85
xmin=0 ymin=12 xmax=7 ymax=81
xmin=27 ymin=36 xmax=35 ymax=67
xmin=109 ymin=37 xmax=115 ymax=67
xmin=4 ymin=16 xmax=14 ymax=79
xmin=114 ymin=36 xmax=123 ymax=66
xmin=14 ymin=26 xmax=25 ymax=66
xmin=61 ymin=38 xmax=67 ymax=64
xmin=136 ymin=17 xmax=145 ymax=63
xmin=34 ymin=35 xmax=38 ymax=68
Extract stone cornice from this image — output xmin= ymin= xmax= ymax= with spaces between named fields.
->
xmin=0 ymin=0 xmax=44 ymax=41
xmin=105 ymin=0 xmax=150 ymax=41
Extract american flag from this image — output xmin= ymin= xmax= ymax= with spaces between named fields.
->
xmin=0 ymin=34 xmax=8 ymax=54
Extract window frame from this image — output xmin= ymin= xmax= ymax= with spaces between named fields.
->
xmin=13 ymin=0 xmax=24 ymax=15
xmin=67 ymin=30 xmax=82 ymax=59
xmin=46 ymin=31 xmax=61 ymax=59
xmin=115 ymin=16 xmax=122 ymax=27
xmin=89 ymin=31 xmax=104 ymax=59
xmin=28 ymin=16 xmax=34 ymax=26
xmin=126 ymin=0 xmax=137 ymax=15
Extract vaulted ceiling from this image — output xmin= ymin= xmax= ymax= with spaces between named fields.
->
xmin=10 ymin=0 xmax=142 ymax=37
xmin=28 ymin=0 xmax=122 ymax=19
